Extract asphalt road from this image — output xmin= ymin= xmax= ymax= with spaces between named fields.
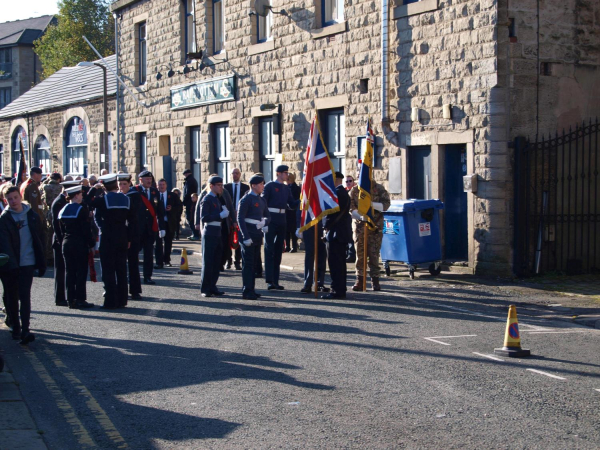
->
xmin=2 ymin=256 xmax=600 ymax=449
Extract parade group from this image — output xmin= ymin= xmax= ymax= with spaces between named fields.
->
xmin=0 ymin=164 xmax=390 ymax=345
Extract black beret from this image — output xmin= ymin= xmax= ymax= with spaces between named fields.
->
xmin=276 ymin=165 xmax=289 ymax=173
xmin=183 ymin=169 xmax=192 ymax=175
xmin=335 ymin=171 xmax=345 ymax=179
xmin=249 ymin=174 xmax=265 ymax=185
xmin=139 ymin=170 xmax=153 ymax=178
xmin=30 ymin=167 xmax=43 ymax=175
xmin=50 ymin=172 xmax=62 ymax=180
xmin=208 ymin=175 xmax=223 ymax=184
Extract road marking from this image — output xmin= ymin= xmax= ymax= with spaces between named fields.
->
xmin=424 ymin=335 xmax=477 ymax=346
xmin=23 ymin=348 xmax=97 ymax=448
xmin=473 ymin=352 xmax=504 ymax=362
xmin=43 ymin=345 xmax=129 ymax=449
xmin=525 ymin=330 xmax=592 ymax=334
xmin=526 ymin=369 xmax=566 ymax=380
xmin=595 ymin=389 xmax=600 ymax=393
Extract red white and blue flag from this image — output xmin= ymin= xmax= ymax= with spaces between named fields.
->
xmin=299 ymin=113 xmax=339 ymax=232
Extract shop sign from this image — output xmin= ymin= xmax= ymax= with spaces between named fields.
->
xmin=171 ymin=75 xmax=236 ymax=110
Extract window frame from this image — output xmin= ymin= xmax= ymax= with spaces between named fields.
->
xmin=12 ymin=126 xmax=29 ymax=176
xmin=319 ymin=108 xmax=346 ymax=175
xmin=138 ymin=22 xmax=147 ymax=85
xmin=190 ymin=126 xmax=201 ymax=188
xmin=0 ymin=87 xmax=11 ymax=108
xmin=212 ymin=122 xmax=230 ymax=183
xmin=259 ymin=117 xmax=275 ymax=181
xmin=0 ymin=48 xmax=12 ymax=80
xmin=322 ymin=0 xmax=344 ymax=26
xmin=212 ymin=0 xmax=224 ymax=54
xmin=185 ymin=0 xmax=197 ymax=55
xmin=139 ymin=132 xmax=148 ymax=173
xmin=257 ymin=5 xmax=273 ymax=43
xmin=34 ymin=135 xmax=51 ymax=175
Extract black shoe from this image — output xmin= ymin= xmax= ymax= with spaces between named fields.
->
xmin=165 ymin=263 xmax=172 ymax=267
xmin=201 ymin=292 xmax=213 ymax=298
xmin=275 ymin=284 xmax=284 ymax=290
xmin=242 ymin=293 xmax=258 ymax=300
xmin=234 ymin=264 xmax=242 ymax=270
xmin=321 ymin=293 xmax=346 ymax=299
xmin=144 ymin=278 xmax=156 ymax=285
xmin=55 ymin=300 xmax=69 ymax=307
xmin=254 ymin=292 xmax=262 ymax=298
xmin=267 ymin=284 xmax=278 ymax=290
xmin=211 ymin=290 xmax=225 ymax=296
xmin=300 ymin=287 xmax=312 ymax=294
xmin=19 ymin=332 xmax=35 ymax=345
xmin=154 ymin=265 xmax=164 ymax=270
xmin=317 ymin=286 xmax=331 ymax=293
xmin=11 ymin=332 xmax=20 ymax=341
xmin=100 ymin=304 xmax=118 ymax=310
xmin=4 ymin=316 xmax=12 ymax=329
xmin=130 ymin=293 xmax=142 ymax=300
xmin=76 ymin=301 xmax=94 ymax=309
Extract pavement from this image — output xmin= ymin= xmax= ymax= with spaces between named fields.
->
xmin=0 ymin=240 xmax=600 ymax=450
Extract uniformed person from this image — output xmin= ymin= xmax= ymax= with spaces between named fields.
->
xmin=261 ymin=165 xmax=300 ymax=290
xmin=21 ymin=167 xmax=45 ymax=223
xmin=133 ymin=171 xmax=165 ymax=284
xmin=51 ymin=180 xmax=81 ymax=306
xmin=349 ymin=177 xmax=391 ymax=291
xmin=322 ymin=172 xmax=353 ymax=299
xmin=199 ymin=176 xmax=229 ymax=297
xmin=87 ymin=174 xmax=134 ymax=309
xmin=58 ymin=185 xmax=95 ymax=309
xmin=237 ymin=175 xmax=271 ymax=300
xmin=42 ymin=173 xmax=64 ymax=262
xmin=119 ymin=174 xmax=143 ymax=300
xmin=297 ymin=211 xmax=328 ymax=294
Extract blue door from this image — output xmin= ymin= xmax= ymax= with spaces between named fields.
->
xmin=444 ymin=144 xmax=468 ymax=260
xmin=409 ymin=146 xmax=431 ymax=199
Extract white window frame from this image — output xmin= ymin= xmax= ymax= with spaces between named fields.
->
xmin=213 ymin=0 xmax=225 ymax=54
xmin=323 ymin=0 xmax=344 ymax=26
xmin=257 ymin=5 xmax=273 ymax=43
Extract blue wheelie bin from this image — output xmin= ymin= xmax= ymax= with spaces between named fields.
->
xmin=381 ymin=199 xmax=444 ymax=279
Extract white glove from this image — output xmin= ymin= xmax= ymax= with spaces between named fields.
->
xmin=351 ymin=210 xmax=365 ymax=221
xmin=295 ymin=228 xmax=302 ymax=239
xmin=243 ymin=239 xmax=252 ymax=246
xmin=256 ymin=218 xmax=266 ymax=230
xmin=159 ymin=230 xmax=166 ymax=238
xmin=262 ymin=226 xmax=269 ymax=234
xmin=220 ymin=209 xmax=229 ymax=219
xmin=372 ymin=202 xmax=384 ymax=212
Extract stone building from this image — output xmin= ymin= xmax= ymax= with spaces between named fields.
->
xmin=0 ymin=55 xmax=117 ymax=178
xmin=0 ymin=15 xmax=56 ymax=108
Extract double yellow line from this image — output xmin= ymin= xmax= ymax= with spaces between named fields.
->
xmin=24 ymin=344 xmax=128 ymax=448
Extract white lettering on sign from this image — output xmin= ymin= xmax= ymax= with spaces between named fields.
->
xmin=419 ymin=222 xmax=431 ymax=237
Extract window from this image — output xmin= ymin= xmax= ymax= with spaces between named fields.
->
xmin=138 ymin=22 xmax=147 ymax=85
xmin=0 ymin=48 xmax=11 ymax=80
xmin=212 ymin=123 xmax=230 ymax=183
xmin=320 ymin=108 xmax=345 ymax=174
xmin=213 ymin=0 xmax=224 ymax=54
xmin=259 ymin=117 xmax=275 ymax=181
xmin=190 ymin=126 xmax=201 ymax=188
xmin=322 ymin=0 xmax=343 ymax=26
xmin=65 ymin=117 xmax=87 ymax=176
xmin=403 ymin=0 xmax=420 ymax=3
xmin=0 ymin=87 xmax=10 ymax=108
xmin=0 ymin=144 xmax=4 ymax=175
xmin=185 ymin=0 xmax=197 ymax=56
xmin=35 ymin=135 xmax=51 ymax=174
xmin=257 ymin=3 xmax=273 ymax=43
xmin=139 ymin=132 xmax=148 ymax=173
xmin=12 ymin=126 xmax=28 ymax=176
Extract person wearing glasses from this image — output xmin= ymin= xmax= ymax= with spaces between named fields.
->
xmin=345 ymin=176 xmax=356 ymax=191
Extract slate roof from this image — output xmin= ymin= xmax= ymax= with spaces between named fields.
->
xmin=0 ymin=55 xmax=117 ymax=118
xmin=0 ymin=15 xmax=55 ymax=47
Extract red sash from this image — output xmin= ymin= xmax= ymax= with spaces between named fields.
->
xmin=139 ymin=188 xmax=159 ymax=232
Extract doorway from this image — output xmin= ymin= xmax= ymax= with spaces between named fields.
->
xmin=444 ymin=144 xmax=468 ymax=260
xmin=408 ymin=146 xmax=431 ymax=199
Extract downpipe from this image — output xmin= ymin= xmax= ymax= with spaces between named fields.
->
xmin=381 ymin=0 xmax=400 ymax=147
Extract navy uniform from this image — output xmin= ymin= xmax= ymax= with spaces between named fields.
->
xmin=322 ymin=172 xmax=353 ymax=299
xmin=120 ymin=174 xmax=143 ymax=299
xmin=58 ymin=186 xmax=95 ymax=309
xmin=134 ymin=170 xmax=165 ymax=284
xmin=237 ymin=175 xmax=271 ymax=299
xmin=261 ymin=165 xmax=300 ymax=289
xmin=87 ymin=174 xmax=134 ymax=309
xmin=199 ymin=176 xmax=229 ymax=297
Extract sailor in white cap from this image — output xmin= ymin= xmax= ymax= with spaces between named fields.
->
xmin=118 ymin=173 xmax=143 ymax=300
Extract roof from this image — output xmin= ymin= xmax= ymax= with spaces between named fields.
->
xmin=0 ymin=55 xmax=117 ymax=119
xmin=0 ymin=15 xmax=55 ymax=47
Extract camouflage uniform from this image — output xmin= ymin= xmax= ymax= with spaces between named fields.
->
xmin=350 ymin=182 xmax=391 ymax=277
xmin=42 ymin=180 xmax=63 ymax=262
xmin=22 ymin=179 xmax=45 ymax=222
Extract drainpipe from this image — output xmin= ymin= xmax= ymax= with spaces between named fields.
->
xmin=381 ymin=0 xmax=400 ymax=147
xmin=113 ymin=12 xmax=121 ymax=171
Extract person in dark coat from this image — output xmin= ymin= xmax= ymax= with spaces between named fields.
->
xmin=0 ymin=186 xmax=46 ymax=344
xmin=224 ymin=168 xmax=249 ymax=269
xmin=322 ymin=172 xmax=353 ymax=299
xmin=58 ymin=185 xmax=95 ymax=309
xmin=285 ymin=172 xmax=301 ymax=253
xmin=183 ymin=169 xmax=200 ymax=240
xmin=171 ymin=188 xmax=184 ymax=240
xmin=119 ymin=174 xmax=143 ymax=300
xmin=155 ymin=178 xmax=183 ymax=267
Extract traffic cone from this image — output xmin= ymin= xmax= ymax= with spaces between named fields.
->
xmin=494 ymin=305 xmax=531 ymax=357
xmin=178 ymin=248 xmax=194 ymax=275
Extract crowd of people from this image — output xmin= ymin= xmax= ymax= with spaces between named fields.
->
xmin=0 ymin=164 xmax=390 ymax=344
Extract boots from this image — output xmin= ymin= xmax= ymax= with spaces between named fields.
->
xmin=372 ymin=277 xmax=381 ymax=291
xmin=352 ymin=276 xmax=364 ymax=291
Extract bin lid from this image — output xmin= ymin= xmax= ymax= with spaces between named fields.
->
xmin=385 ymin=199 xmax=444 ymax=213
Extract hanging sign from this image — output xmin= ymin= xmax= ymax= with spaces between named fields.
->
xmin=170 ymin=75 xmax=236 ymax=110
xmin=67 ymin=117 xmax=88 ymax=147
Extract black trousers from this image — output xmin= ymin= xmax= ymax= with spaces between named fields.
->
xmin=100 ymin=242 xmax=128 ymax=308
xmin=241 ymin=241 xmax=258 ymax=295
xmin=155 ymin=228 xmax=174 ymax=266
xmin=303 ymin=228 xmax=326 ymax=288
xmin=264 ymin=221 xmax=286 ymax=285
xmin=128 ymin=240 xmax=142 ymax=295
xmin=201 ymin=233 xmax=223 ymax=294
xmin=186 ymin=205 xmax=199 ymax=238
xmin=327 ymin=239 xmax=348 ymax=294
xmin=140 ymin=232 xmax=156 ymax=279
xmin=0 ymin=266 xmax=35 ymax=335
xmin=221 ymin=225 xmax=231 ymax=268
xmin=285 ymin=231 xmax=298 ymax=251
xmin=63 ymin=238 xmax=89 ymax=304
xmin=53 ymin=244 xmax=66 ymax=304
xmin=254 ymin=245 xmax=262 ymax=276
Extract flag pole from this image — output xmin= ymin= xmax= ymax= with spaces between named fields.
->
xmin=363 ymin=225 xmax=368 ymax=291
xmin=314 ymin=224 xmax=318 ymax=298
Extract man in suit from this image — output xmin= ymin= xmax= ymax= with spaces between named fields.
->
xmin=155 ymin=178 xmax=182 ymax=267
xmin=224 ymin=167 xmax=249 ymax=270
xmin=322 ymin=172 xmax=353 ymax=299
xmin=183 ymin=169 xmax=199 ymax=241
xmin=134 ymin=171 xmax=165 ymax=284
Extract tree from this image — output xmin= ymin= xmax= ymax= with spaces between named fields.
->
xmin=34 ymin=0 xmax=114 ymax=79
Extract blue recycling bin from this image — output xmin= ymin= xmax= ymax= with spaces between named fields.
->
xmin=381 ymin=199 xmax=444 ymax=278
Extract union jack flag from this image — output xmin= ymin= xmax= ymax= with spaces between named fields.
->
xmin=299 ymin=113 xmax=339 ymax=232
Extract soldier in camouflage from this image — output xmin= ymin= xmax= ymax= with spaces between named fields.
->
xmin=349 ymin=180 xmax=391 ymax=291
xmin=42 ymin=173 xmax=64 ymax=263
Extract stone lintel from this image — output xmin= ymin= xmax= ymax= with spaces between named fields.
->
xmin=315 ymin=94 xmax=348 ymax=110
xmin=247 ymin=40 xmax=275 ymax=56
xmin=310 ymin=21 xmax=347 ymax=40
xmin=393 ymin=0 xmax=438 ymax=20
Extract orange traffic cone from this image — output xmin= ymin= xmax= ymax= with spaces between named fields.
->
xmin=494 ymin=305 xmax=531 ymax=357
xmin=178 ymin=248 xmax=194 ymax=275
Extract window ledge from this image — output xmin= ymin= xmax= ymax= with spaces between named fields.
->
xmin=393 ymin=0 xmax=438 ymax=19
xmin=247 ymin=40 xmax=275 ymax=56
xmin=310 ymin=21 xmax=347 ymax=40
xmin=207 ymin=51 xmax=228 ymax=65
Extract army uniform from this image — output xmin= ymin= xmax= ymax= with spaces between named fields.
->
xmin=22 ymin=178 xmax=45 ymax=222
xmin=349 ymin=182 xmax=391 ymax=289
xmin=43 ymin=178 xmax=64 ymax=261
xmin=199 ymin=187 xmax=227 ymax=297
